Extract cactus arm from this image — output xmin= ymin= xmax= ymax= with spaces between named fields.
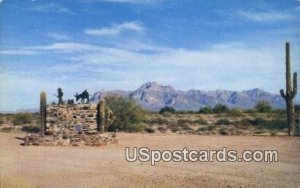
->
xmin=280 ymin=89 xmax=287 ymax=100
xmin=40 ymin=92 xmax=47 ymax=136
xmin=291 ymin=72 xmax=297 ymax=98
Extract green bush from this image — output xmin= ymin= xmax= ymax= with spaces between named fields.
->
xmin=219 ymin=128 xmax=229 ymax=135
xmin=21 ymin=126 xmax=40 ymax=133
xmin=295 ymin=105 xmax=300 ymax=113
xmin=144 ymin=127 xmax=155 ymax=133
xmin=126 ymin=124 xmax=146 ymax=132
xmin=216 ymin=118 xmax=231 ymax=125
xmin=168 ymin=124 xmax=180 ymax=132
xmin=193 ymin=118 xmax=208 ymax=125
xmin=13 ymin=113 xmax=32 ymax=125
xmin=266 ymin=119 xmax=287 ymax=130
xmin=181 ymin=124 xmax=192 ymax=130
xmin=229 ymin=108 xmax=244 ymax=117
xmin=177 ymin=119 xmax=193 ymax=125
xmin=105 ymin=96 xmax=147 ymax=132
xmin=198 ymin=106 xmax=213 ymax=114
xmin=250 ymin=117 xmax=287 ymax=130
xmin=252 ymin=118 xmax=268 ymax=127
xmin=197 ymin=127 xmax=207 ymax=131
xmin=157 ymin=126 xmax=167 ymax=132
xmin=0 ymin=127 xmax=14 ymax=132
xmin=150 ymin=117 xmax=169 ymax=125
xmin=234 ymin=118 xmax=252 ymax=126
xmin=255 ymin=101 xmax=272 ymax=113
xmin=159 ymin=106 xmax=176 ymax=114
xmin=0 ymin=117 xmax=4 ymax=125
xmin=270 ymin=131 xmax=277 ymax=136
xmin=207 ymin=125 xmax=217 ymax=131
xmin=213 ymin=104 xmax=229 ymax=114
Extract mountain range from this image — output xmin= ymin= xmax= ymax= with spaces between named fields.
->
xmin=91 ymin=82 xmax=285 ymax=111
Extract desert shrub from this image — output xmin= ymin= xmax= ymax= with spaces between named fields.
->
xmin=144 ymin=127 xmax=155 ymax=133
xmin=193 ymin=118 xmax=208 ymax=125
xmin=13 ymin=113 xmax=32 ymax=125
xmin=266 ymin=119 xmax=287 ymax=130
xmin=216 ymin=118 xmax=231 ymax=125
xmin=197 ymin=127 xmax=207 ymax=131
xmin=181 ymin=124 xmax=192 ymax=130
xmin=249 ymin=118 xmax=287 ymax=130
xmin=252 ymin=118 xmax=269 ymax=129
xmin=198 ymin=106 xmax=213 ymax=114
xmin=213 ymin=104 xmax=229 ymax=114
xmin=159 ymin=107 xmax=176 ymax=114
xmin=219 ymin=128 xmax=229 ymax=135
xmin=295 ymin=105 xmax=300 ymax=113
xmin=21 ymin=126 xmax=40 ymax=133
xmin=177 ymin=119 xmax=193 ymax=125
xmin=270 ymin=131 xmax=277 ymax=136
xmin=105 ymin=96 xmax=147 ymax=132
xmin=0 ymin=127 xmax=14 ymax=132
xmin=150 ymin=117 xmax=169 ymax=125
xmin=157 ymin=126 xmax=167 ymax=133
xmin=254 ymin=129 xmax=267 ymax=134
xmin=0 ymin=117 xmax=4 ymax=125
xmin=229 ymin=108 xmax=244 ymax=117
xmin=244 ymin=109 xmax=256 ymax=113
xmin=127 ymin=124 xmax=146 ymax=132
xmin=175 ymin=110 xmax=196 ymax=114
xmin=255 ymin=101 xmax=272 ymax=113
xmin=207 ymin=125 xmax=217 ymax=131
xmin=235 ymin=118 xmax=252 ymax=126
xmin=168 ymin=124 xmax=180 ymax=132
xmin=162 ymin=113 xmax=172 ymax=117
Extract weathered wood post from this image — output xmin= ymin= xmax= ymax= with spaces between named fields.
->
xmin=97 ymin=99 xmax=106 ymax=134
xmin=280 ymin=42 xmax=298 ymax=136
xmin=40 ymin=91 xmax=47 ymax=136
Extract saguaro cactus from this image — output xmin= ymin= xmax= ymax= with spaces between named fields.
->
xmin=40 ymin=91 xmax=47 ymax=136
xmin=280 ymin=42 xmax=298 ymax=136
xmin=97 ymin=99 xmax=106 ymax=133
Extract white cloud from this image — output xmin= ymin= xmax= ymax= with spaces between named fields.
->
xmin=238 ymin=10 xmax=296 ymax=22
xmin=0 ymin=49 xmax=38 ymax=55
xmin=2 ymin=40 xmax=300 ymax=111
xmin=47 ymin=33 xmax=70 ymax=41
xmin=84 ymin=21 xmax=145 ymax=36
xmin=31 ymin=42 xmax=99 ymax=52
xmin=29 ymin=3 xmax=73 ymax=14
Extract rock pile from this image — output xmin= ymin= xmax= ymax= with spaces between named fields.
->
xmin=23 ymin=133 xmax=118 ymax=147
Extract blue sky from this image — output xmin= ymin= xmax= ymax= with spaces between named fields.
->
xmin=0 ymin=0 xmax=299 ymax=111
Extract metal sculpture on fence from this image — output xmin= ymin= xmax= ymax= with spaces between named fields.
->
xmin=74 ymin=89 xmax=90 ymax=104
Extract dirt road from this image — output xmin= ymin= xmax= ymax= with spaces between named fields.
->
xmin=0 ymin=133 xmax=299 ymax=187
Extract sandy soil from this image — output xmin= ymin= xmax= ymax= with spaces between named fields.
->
xmin=0 ymin=133 xmax=299 ymax=188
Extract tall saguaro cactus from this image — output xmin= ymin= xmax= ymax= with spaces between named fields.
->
xmin=97 ymin=99 xmax=106 ymax=134
xmin=40 ymin=91 xmax=47 ymax=136
xmin=280 ymin=42 xmax=298 ymax=136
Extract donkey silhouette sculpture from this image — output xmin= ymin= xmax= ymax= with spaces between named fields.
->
xmin=74 ymin=90 xmax=90 ymax=104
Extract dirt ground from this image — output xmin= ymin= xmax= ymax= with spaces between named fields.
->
xmin=0 ymin=133 xmax=299 ymax=188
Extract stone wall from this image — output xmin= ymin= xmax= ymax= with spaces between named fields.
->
xmin=46 ymin=104 xmax=98 ymax=135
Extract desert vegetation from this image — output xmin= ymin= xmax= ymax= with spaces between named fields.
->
xmin=0 ymin=101 xmax=299 ymax=137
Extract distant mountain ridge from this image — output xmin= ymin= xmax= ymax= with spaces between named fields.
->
xmin=91 ymin=82 xmax=285 ymax=111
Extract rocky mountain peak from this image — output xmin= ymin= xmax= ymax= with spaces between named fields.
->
xmin=91 ymin=82 xmax=285 ymax=111
xmin=138 ymin=82 xmax=175 ymax=92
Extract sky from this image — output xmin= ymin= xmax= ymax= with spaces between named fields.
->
xmin=0 ymin=0 xmax=299 ymax=112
